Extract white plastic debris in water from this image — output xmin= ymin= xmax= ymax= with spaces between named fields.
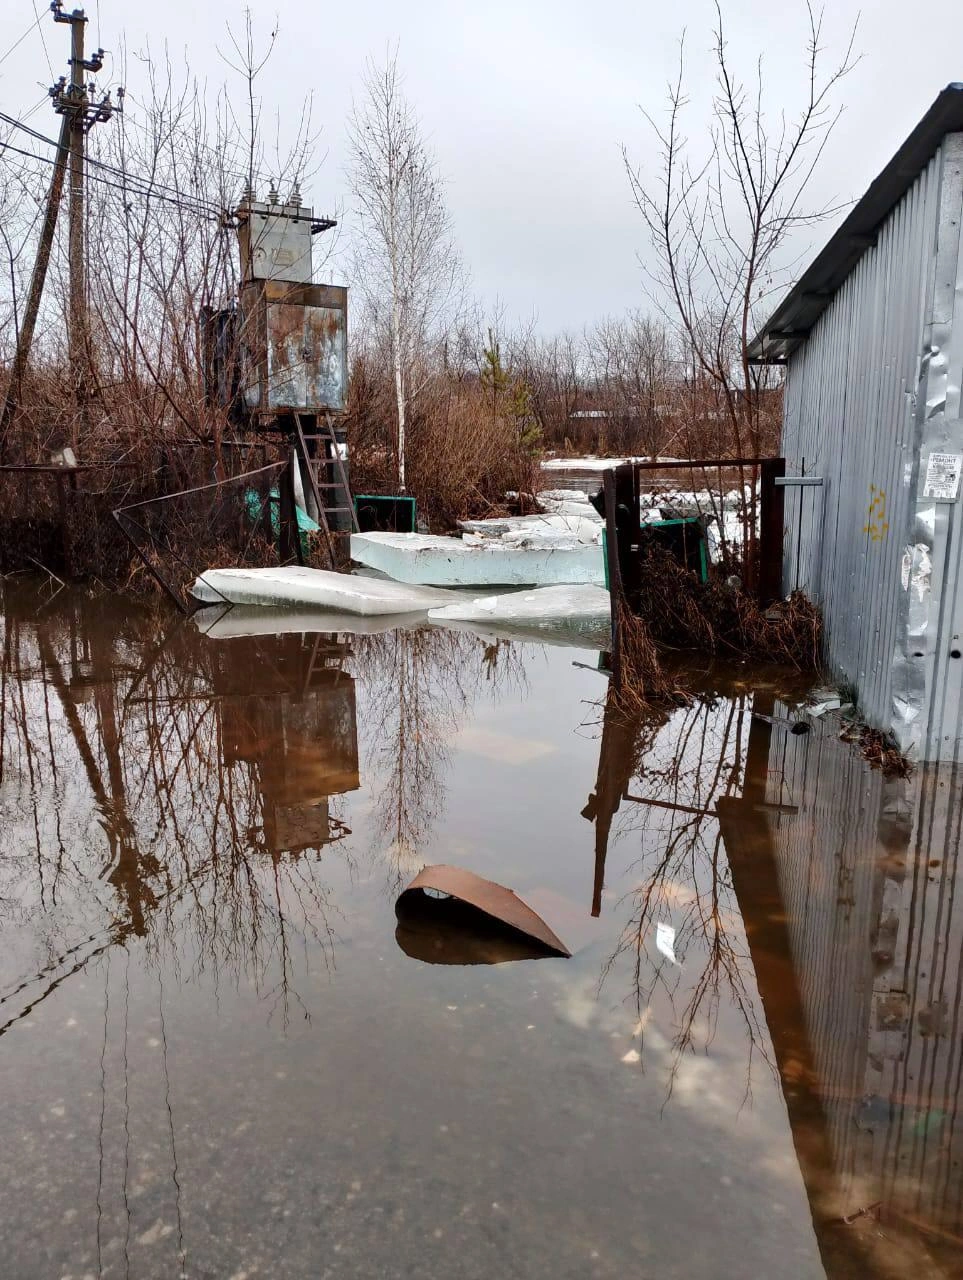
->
xmin=190 ymin=566 xmax=459 ymax=616
xmin=350 ymin=531 xmax=605 ymax=587
xmin=655 ymin=922 xmax=679 ymax=965
xmin=807 ymin=697 xmax=842 ymax=718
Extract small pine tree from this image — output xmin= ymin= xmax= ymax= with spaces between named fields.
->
xmin=481 ymin=328 xmax=541 ymax=454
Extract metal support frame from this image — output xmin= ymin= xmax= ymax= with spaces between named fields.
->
xmin=759 ymin=457 xmax=786 ymax=605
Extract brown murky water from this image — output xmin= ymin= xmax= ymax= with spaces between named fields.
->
xmin=1 ymin=581 xmax=960 ymax=1279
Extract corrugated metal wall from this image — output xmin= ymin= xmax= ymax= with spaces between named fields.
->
xmin=761 ymin=714 xmax=963 ymax=1236
xmin=914 ymin=135 xmax=963 ymax=759
xmin=781 ymin=139 xmax=963 ymax=756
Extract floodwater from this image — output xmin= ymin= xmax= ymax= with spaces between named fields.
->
xmin=1 ymin=582 xmax=961 ymax=1280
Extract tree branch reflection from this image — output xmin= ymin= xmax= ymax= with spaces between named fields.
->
xmin=353 ymin=626 xmax=529 ymax=887
xmin=0 ymin=587 xmax=354 ymax=1029
xmin=590 ymin=684 xmax=775 ymax=1100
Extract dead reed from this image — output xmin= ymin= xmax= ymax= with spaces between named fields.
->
xmin=840 ymin=722 xmax=912 ymax=779
xmin=634 ymin=547 xmax=823 ymax=670
xmin=611 ymin=595 xmax=690 ymax=716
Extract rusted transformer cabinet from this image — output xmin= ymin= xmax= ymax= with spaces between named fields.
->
xmin=239 ymin=278 xmax=347 ymax=416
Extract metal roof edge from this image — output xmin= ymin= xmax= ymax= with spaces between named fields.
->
xmin=748 ymin=84 xmax=963 ymax=364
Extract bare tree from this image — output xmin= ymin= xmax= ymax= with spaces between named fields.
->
xmin=624 ymin=2 xmax=857 ymax=578
xmin=347 ymin=51 xmax=460 ymax=492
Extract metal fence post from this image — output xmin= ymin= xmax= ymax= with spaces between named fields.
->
xmin=759 ymin=457 xmax=786 ymax=604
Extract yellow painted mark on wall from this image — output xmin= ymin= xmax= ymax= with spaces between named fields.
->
xmin=863 ymin=485 xmax=889 ymax=543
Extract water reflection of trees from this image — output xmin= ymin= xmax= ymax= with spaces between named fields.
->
xmin=0 ymin=588 xmax=533 ymax=1026
xmin=589 ymin=683 xmax=774 ymax=1097
xmin=0 ymin=588 xmax=351 ymax=1030
xmin=354 ymin=626 xmax=528 ymax=886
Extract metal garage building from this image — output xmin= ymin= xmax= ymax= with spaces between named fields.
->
xmin=749 ymin=85 xmax=963 ymax=761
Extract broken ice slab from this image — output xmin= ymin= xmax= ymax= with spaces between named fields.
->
xmin=807 ymin=699 xmax=842 ymax=718
xmin=435 ymin=618 xmax=611 ymax=652
xmin=428 ymin=584 xmax=611 ymax=649
xmin=540 ymin=455 xmax=685 ymax=473
xmin=193 ymin=603 xmax=425 ymax=639
xmin=190 ymin=565 xmax=460 ymax=615
xmin=537 ymin=488 xmax=592 ymax=504
xmin=350 ymin=531 xmax=605 ymax=587
xmin=458 ymin=513 xmax=602 ymax=540
xmin=537 ymin=495 xmax=605 ymax=519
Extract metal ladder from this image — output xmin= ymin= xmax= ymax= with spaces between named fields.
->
xmin=292 ymin=412 xmax=358 ymax=569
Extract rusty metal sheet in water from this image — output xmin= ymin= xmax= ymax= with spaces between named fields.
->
xmin=396 ymin=865 xmax=570 ymax=959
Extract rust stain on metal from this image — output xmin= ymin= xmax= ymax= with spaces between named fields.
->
xmin=396 ymin=864 xmax=571 ymax=958
xmin=266 ymin=303 xmax=345 ymax=411
xmin=239 ymin=281 xmax=347 ymax=413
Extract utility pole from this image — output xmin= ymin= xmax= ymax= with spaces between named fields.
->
xmin=0 ymin=4 xmax=121 ymax=458
xmin=51 ymin=2 xmax=117 ymax=446
xmin=1 ymin=5 xmax=119 ymax=456
xmin=0 ymin=115 xmax=70 ymax=452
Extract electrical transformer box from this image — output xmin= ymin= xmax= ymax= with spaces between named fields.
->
xmin=236 ymin=195 xmax=315 ymax=284
xmin=239 ymin=279 xmax=347 ymax=415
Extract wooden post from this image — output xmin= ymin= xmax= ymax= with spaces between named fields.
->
xmin=278 ymin=455 xmax=304 ymax=566
xmin=603 ymin=468 xmax=624 ymax=690
xmin=614 ymin=463 xmax=641 ymax=601
xmin=759 ymin=457 xmax=786 ymax=605
xmin=55 ymin=468 xmax=79 ymax=577
xmin=0 ymin=117 xmax=70 ymax=455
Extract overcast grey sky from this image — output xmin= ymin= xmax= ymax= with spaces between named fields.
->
xmin=1 ymin=0 xmax=961 ymax=332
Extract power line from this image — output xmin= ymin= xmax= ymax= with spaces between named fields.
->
xmin=0 ymin=109 xmax=228 ymax=212
xmin=0 ymin=136 xmax=228 ymax=222
xmin=0 ymin=9 xmax=43 ymax=71
xmin=31 ymin=0 xmax=54 ymax=80
xmin=6 ymin=108 xmax=231 ymax=216
xmin=21 ymin=95 xmax=49 ymax=124
xmin=0 ymin=112 xmax=230 ymax=219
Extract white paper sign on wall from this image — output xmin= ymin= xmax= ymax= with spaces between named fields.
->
xmin=923 ymin=451 xmax=963 ymax=502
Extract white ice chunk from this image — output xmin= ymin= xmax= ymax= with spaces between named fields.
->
xmin=538 ymin=497 xmax=604 ymax=520
xmin=540 ymin=456 xmax=684 ymax=472
xmin=459 ymin=513 xmax=602 ymax=543
xmin=193 ymin=604 xmax=423 ymax=638
xmin=350 ymin=531 xmax=605 ymax=587
xmin=428 ymin=584 xmax=611 ymax=649
xmin=537 ymin=488 xmax=592 ymax=504
xmin=429 ymin=584 xmax=609 ymax=626
xmin=190 ymin=566 xmax=459 ymax=615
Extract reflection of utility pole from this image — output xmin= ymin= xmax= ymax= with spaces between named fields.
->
xmin=582 ymin=691 xmax=650 ymax=916
xmin=51 ymin=3 xmax=115 ymax=442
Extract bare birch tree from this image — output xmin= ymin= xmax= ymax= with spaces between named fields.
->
xmin=624 ymin=2 xmax=857 ymax=579
xmin=347 ymin=52 xmax=459 ymax=492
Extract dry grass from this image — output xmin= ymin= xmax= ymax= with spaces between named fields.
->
xmin=608 ymin=545 xmax=823 ymax=718
xmin=612 ymin=596 xmax=689 ymax=715
xmin=634 ymin=546 xmax=823 ymax=670
xmin=345 ymin=358 xmax=541 ymax=530
xmin=840 ymin=722 xmax=912 ymax=779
